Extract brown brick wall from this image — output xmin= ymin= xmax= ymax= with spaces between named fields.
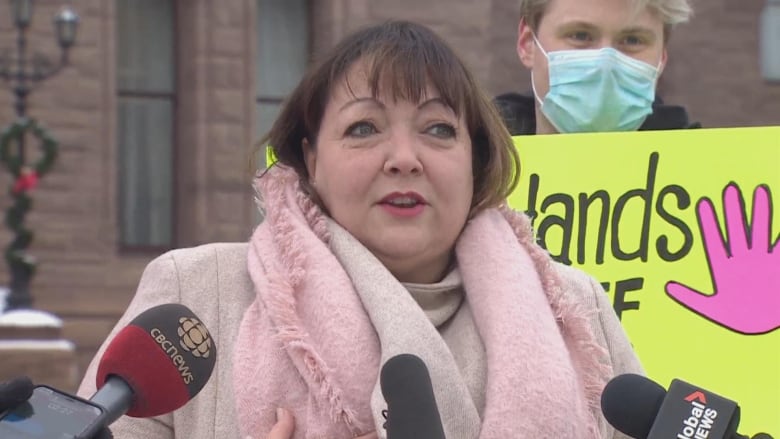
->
xmin=661 ymin=0 xmax=780 ymax=127
xmin=0 ymin=0 xmax=150 ymax=381
xmin=175 ymin=0 xmax=257 ymax=248
xmin=1 ymin=0 xmax=777 ymax=389
xmin=0 ymin=0 xmax=258 ymax=382
xmin=310 ymin=0 xmax=525 ymax=93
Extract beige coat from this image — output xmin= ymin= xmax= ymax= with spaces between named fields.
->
xmin=77 ymin=242 xmax=642 ymax=438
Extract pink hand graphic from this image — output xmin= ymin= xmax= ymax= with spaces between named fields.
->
xmin=665 ymin=183 xmax=780 ymax=335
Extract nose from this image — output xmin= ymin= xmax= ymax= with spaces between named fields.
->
xmin=595 ymin=37 xmax=612 ymax=50
xmin=383 ymin=131 xmax=423 ymax=176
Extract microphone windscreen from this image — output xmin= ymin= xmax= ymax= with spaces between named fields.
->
xmin=380 ymin=354 xmax=445 ymax=439
xmin=601 ymin=373 xmax=666 ymax=439
xmin=0 ymin=376 xmax=34 ymax=409
xmin=96 ymin=304 xmax=216 ymax=417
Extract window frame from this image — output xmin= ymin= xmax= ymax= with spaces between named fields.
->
xmin=116 ymin=0 xmax=179 ymax=253
xmin=254 ymin=0 xmax=312 ymax=136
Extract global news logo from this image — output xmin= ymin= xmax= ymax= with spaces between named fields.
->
xmin=676 ymin=390 xmax=718 ymax=439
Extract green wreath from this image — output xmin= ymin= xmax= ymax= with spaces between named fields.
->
xmin=0 ymin=118 xmax=58 ymax=178
xmin=1 ymin=118 xmax=58 ymax=295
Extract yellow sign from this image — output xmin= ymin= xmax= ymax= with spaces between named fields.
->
xmin=508 ymin=127 xmax=780 ymax=436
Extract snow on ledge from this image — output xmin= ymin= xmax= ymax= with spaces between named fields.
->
xmin=0 ymin=339 xmax=75 ymax=350
xmin=0 ymin=309 xmax=63 ymax=328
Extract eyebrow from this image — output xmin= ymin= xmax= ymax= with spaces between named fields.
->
xmin=619 ymin=26 xmax=657 ymax=35
xmin=557 ymin=21 xmax=657 ymax=36
xmin=339 ymin=96 xmax=453 ymax=113
xmin=556 ymin=21 xmax=600 ymax=33
xmin=418 ymin=97 xmax=452 ymax=112
xmin=339 ymin=97 xmax=385 ymax=112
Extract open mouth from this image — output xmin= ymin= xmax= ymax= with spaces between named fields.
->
xmin=379 ymin=192 xmax=427 ymax=216
xmin=383 ymin=196 xmax=421 ymax=208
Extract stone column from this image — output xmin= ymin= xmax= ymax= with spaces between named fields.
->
xmin=0 ymin=290 xmax=78 ymax=392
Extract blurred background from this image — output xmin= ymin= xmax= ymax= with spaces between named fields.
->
xmin=0 ymin=0 xmax=778 ymax=392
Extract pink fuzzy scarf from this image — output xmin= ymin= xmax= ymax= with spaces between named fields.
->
xmin=233 ymin=166 xmax=610 ymax=438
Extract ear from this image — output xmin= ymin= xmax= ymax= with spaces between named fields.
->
xmin=302 ymin=137 xmax=316 ymax=182
xmin=658 ymin=47 xmax=668 ymax=75
xmin=517 ymin=18 xmax=536 ymax=69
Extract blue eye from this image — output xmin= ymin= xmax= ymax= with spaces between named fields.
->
xmin=426 ymin=123 xmax=456 ymax=139
xmin=622 ymin=35 xmax=644 ymax=45
xmin=569 ymin=31 xmax=593 ymax=42
xmin=346 ymin=121 xmax=377 ymax=137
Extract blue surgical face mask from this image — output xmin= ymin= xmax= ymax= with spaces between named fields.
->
xmin=532 ymin=36 xmax=662 ymax=133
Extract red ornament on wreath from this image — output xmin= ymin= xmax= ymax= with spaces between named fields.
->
xmin=12 ymin=167 xmax=39 ymax=194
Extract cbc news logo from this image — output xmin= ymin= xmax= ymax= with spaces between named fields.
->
xmin=177 ymin=316 xmax=212 ymax=359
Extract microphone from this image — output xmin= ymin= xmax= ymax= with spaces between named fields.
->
xmin=380 ymin=353 xmax=446 ymax=439
xmin=601 ymin=373 xmax=773 ymax=439
xmin=91 ymin=303 xmax=217 ymax=425
xmin=0 ymin=376 xmax=34 ymax=411
xmin=601 ymin=373 xmax=667 ymax=439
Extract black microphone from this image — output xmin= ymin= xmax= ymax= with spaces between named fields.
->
xmin=0 ymin=305 xmax=216 ymax=439
xmin=0 ymin=376 xmax=34 ymax=411
xmin=92 ymin=303 xmax=217 ymax=425
xmin=601 ymin=373 xmax=774 ymax=439
xmin=380 ymin=353 xmax=446 ymax=439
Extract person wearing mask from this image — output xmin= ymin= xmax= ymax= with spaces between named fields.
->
xmin=496 ymin=0 xmax=700 ymax=135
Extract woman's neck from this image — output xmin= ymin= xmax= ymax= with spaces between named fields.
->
xmin=383 ymin=253 xmax=455 ymax=284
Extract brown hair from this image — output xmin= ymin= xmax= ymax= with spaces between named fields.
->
xmin=262 ymin=20 xmax=519 ymax=214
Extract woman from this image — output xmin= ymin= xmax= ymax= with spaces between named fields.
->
xmin=78 ymin=20 xmax=642 ymax=439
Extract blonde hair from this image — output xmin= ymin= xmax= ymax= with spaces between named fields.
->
xmin=519 ymin=0 xmax=693 ymax=41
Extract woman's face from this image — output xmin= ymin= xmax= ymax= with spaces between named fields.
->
xmin=304 ymin=60 xmax=474 ymax=283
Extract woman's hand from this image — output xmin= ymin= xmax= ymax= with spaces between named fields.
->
xmin=266 ymin=408 xmax=378 ymax=439
xmin=265 ymin=408 xmax=295 ymax=439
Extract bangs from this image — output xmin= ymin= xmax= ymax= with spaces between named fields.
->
xmin=326 ymin=22 xmax=472 ymax=118
xmin=266 ymin=20 xmax=520 ymax=216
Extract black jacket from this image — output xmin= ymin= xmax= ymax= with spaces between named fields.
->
xmin=493 ymin=92 xmax=700 ymax=135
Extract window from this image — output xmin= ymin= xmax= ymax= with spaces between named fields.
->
xmin=116 ymin=0 xmax=176 ymax=248
xmin=255 ymin=0 xmax=309 ymax=154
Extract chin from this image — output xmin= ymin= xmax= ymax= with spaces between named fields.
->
xmin=367 ymin=235 xmax=431 ymax=261
xmin=376 ymin=241 xmax=429 ymax=260
xmin=375 ymin=236 xmax=448 ymax=262
xmin=364 ymin=226 xmax=451 ymax=261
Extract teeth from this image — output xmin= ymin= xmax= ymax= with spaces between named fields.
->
xmin=388 ymin=196 xmax=417 ymax=206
